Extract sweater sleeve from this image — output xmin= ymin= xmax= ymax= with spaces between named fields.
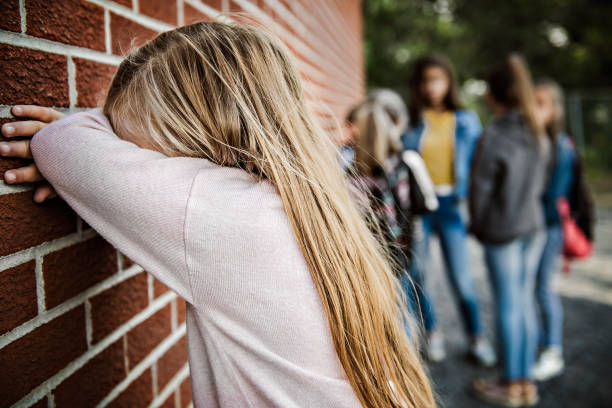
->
xmin=30 ymin=108 xmax=207 ymax=304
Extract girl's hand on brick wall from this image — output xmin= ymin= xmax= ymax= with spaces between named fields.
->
xmin=1 ymin=105 xmax=64 ymax=202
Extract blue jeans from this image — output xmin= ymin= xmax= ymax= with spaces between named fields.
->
xmin=403 ymin=195 xmax=482 ymax=336
xmin=536 ymin=225 xmax=564 ymax=348
xmin=485 ymin=230 xmax=545 ymax=381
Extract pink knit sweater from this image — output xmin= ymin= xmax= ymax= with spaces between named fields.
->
xmin=30 ymin=108 xmax=362 ymax=407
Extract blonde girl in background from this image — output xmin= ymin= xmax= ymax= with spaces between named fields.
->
xmin=531 ymin=79 xmax=577 ymax=381
xmin=0 ymin=22 xmax=435 ymax=408
xmin=344 ymin=90 xmax=439 ymax=340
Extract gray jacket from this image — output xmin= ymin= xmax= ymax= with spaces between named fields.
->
xmin=469 ymin=110 xmax=549 ymax=245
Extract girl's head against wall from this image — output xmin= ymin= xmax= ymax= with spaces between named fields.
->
xmin=103 ymin=21 xmax=434 ymax=408
xmin=535 ymin=79 xmax=565 ymax=139
xmin=486 ymin=53 xmax=543 ymax=137
xmin=408 ymin=54 xmax=464 ymax=124
xmin=103 ymin=21 xmax=315 ymax=180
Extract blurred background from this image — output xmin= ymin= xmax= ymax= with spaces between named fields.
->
xmin=362 ymin=1 xmax=611 ymax=407
xmin=365 ymin=0 xmax=612 ymax=201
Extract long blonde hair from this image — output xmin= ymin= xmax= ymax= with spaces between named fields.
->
xmin=103 ymin=21 xmax=434 ymax=408
xmin=349 ymin=89 xmax=407 ymax=175
xmin=535 ymin=79 xmax=565 ymax=140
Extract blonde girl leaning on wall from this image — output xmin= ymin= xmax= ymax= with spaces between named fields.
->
xmin=0 ymin=21 xmax=435 ymax=408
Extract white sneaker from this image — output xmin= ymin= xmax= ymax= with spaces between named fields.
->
xmin=469 ymin=337 xmax=497 ymax=367
xmin=426 ymin=330 xmax=446 ymax=363
xmin=532 ymin=347 xmax=565 ymax=381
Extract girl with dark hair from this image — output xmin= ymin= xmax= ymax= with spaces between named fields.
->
xmin=470 ymin=54 xmax=549 ymax=406
xmin=402 ymin=54 xmax=496 ymax=366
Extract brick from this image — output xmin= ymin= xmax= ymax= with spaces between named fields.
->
xmin=54 ymin=338 xmax=126 ymax=407
xmin=110 ymin=13 xmax=158 ymax=56
xmin=154 ymin=276 xmax=169 ymax=297
xmin=0 ymin=0 xmax=21 ymax=32
xmin=205 ymin=0 xmax=222 ymax=10
xmin=180 ymin=377 xmax=193 ymax=408
xmin=114 ymin=0 xmax=132 ymax=7
xmin=31 ymin=396 xmax=48 ymax=408
xmin=183 ymin=3 xmax=212 ymax=25
xmin=139 ymin=0 xmax=178 ymax=25
xmin=90 ymin=272 xmax=149 ymax=343
xmin=177 ymin=298 xmax=186 ymax=325
xmin=157 ymin=335 xmax=188 ymax=390
xmin=74 ymin=58 xmax=117 ymax=107
xmin=122 ymin=254 xmax=136 ymax=268
xmin=159 ymin=392 xmax=176 ymax=408
xmin=126 ymin=304 xmax=172 ymax=368
xmin=43 ymin=235 xmax=118 ymax=309
xmin=0 ymin=306 xmax=87 ymax=406
xmin=0 ymin=260 xmax=37 ymax=335
xmin=108 ymin=369 xmax=153 ymax=408
xmin=0 ymin=191 xmax=76 ymax=257
xmin=0 ymin=44 xmax=69 ymax=107
xmin=26 ymin=0 xmax=106 ymax=51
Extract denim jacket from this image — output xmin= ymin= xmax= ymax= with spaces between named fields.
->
xmin=401 ymin=109 xmax=482 ymax=200
xmin=543 ymin=133 xmax=576 ymax=226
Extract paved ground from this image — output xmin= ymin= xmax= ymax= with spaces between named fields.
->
xmin=422 ymin=208 xmax=612 ymax=408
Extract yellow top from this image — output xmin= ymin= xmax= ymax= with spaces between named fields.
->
xmin=420 ymin=109 xmax=456 ymax=187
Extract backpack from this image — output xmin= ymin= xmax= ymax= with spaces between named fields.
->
xmin=559 ymin=151 xmax=595 ymax=272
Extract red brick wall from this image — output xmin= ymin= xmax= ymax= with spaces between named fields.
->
xmin=0 ymin=1 xmax=364 ymax=407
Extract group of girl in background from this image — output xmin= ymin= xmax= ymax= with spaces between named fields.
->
xmin=342 ymin=52 xmax=593 ymax=407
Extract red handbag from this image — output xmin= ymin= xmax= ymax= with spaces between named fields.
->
xmin=557 ymin=197 xmax=592 ymax=273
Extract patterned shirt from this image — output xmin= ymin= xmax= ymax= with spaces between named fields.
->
xmin=348 ymin=153 xmax=413 ymax=267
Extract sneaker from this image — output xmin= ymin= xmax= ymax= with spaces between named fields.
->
xmin=472 ymin=378 xmax=524 ymax=407
xmin=532 ymin=346 xmax=565 ymax=381
xmin=520 ymin=380 xmax=540 ymax=406
xmin=425 ymin=330 xmax=446 ymax=363
xmin=468 ymin=336 xmax=497 ymax=367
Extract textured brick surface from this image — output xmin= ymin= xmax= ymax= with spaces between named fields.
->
xmin=110 ymin=13 xmax=158 ymax=56
xmin=75 ymin=58 xmax=117 ymax=107
xmin=180 ymin=377 xmax=193 ymax=407
xmin=140 ymin=0 xmax=178 ymax=25
xmin=154 ymin=276 xmax=169 ymax=297
xmin=177 ymin=298 xmax=186 ymax=324
xmin=26 ymin=0 xmax=106 ymax=51
xmin=0 ymin=192 xmax=76 ymax=257
xmin=108 ymin=368 xmax=153 ymax=408
xmin=0 ymin=306 xmax=87 ymax=406
xmin=43 ymin=235 xmax=118 ymax=309
xmin=0 ymin=0 xmax=21 ymax=32
xmin=31 ymin=397 xmax=48 ymax=408
xmin=0 ymin=260 xmax=37 ymax=335
xmin=183 ymin=3 xmax=212 ymax=25
xmin=126 ymin=303 xmax=172 ymax=368
xmin=0 ymin=1 xmax=363 ymax=406
xmin=53 ymin=338 xmax=126 ymax=407
xmin=90 ymin=272 xmax=149 ymax=343
xmin=157 ymin=336 xmax=188 ymax=390
xmin=159 ymin=393 xmax=176 ymax=408
xmin=0 ymin=44 xmax=69 ymax=107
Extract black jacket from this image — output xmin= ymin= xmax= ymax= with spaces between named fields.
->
xmin=469 ymin=110 xmax=549 ymax=245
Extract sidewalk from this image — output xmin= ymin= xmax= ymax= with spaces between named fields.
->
xmin=424 ymin=209 xmax=612 ymax=408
